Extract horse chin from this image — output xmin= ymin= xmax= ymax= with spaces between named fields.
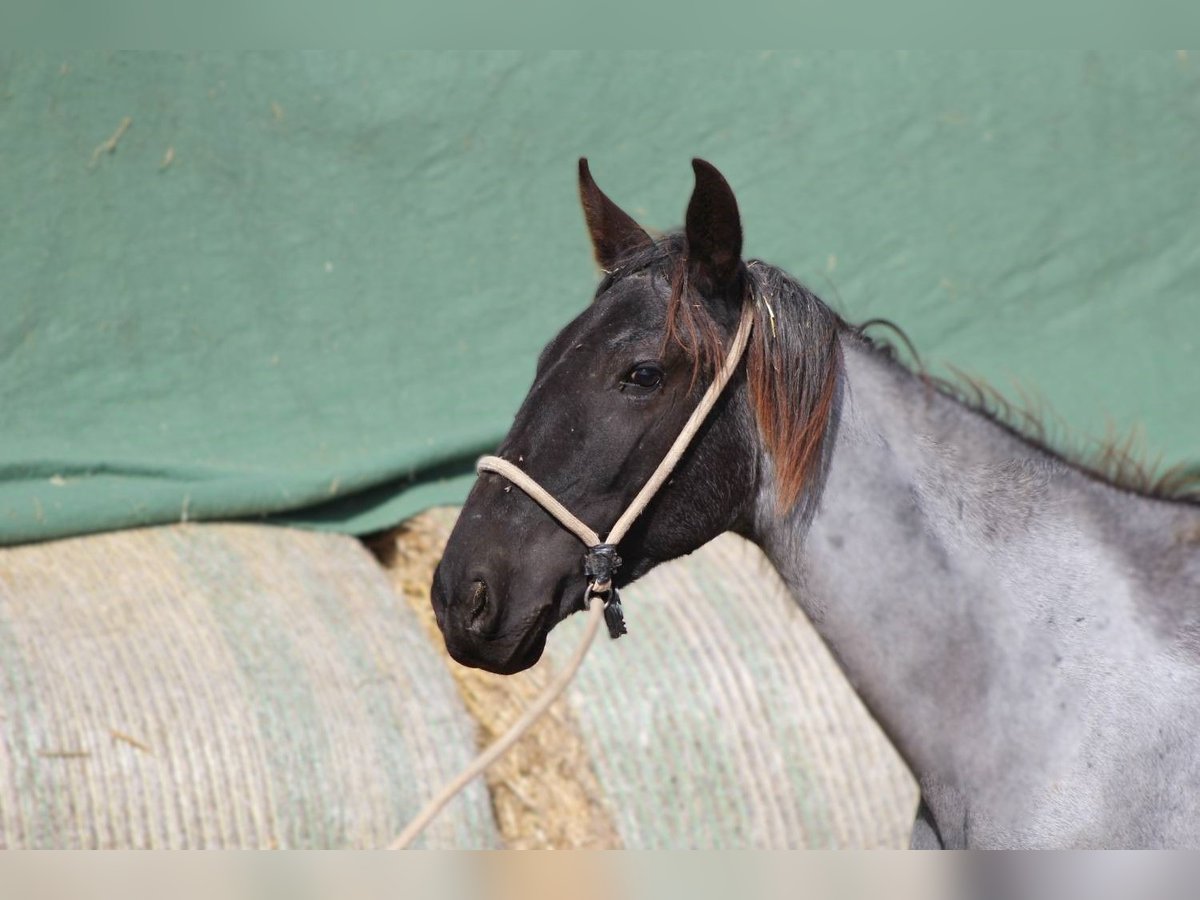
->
xmin=437 ymin=596 xmax=555 ymax=674
xmin=445 ymin=628 xmax=549 ymax=675
xmin=489 ymin=636 xmax=548 ymax=675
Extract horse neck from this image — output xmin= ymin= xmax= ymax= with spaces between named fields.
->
xmin=746 ymin=336 xmax=1200 ymax=790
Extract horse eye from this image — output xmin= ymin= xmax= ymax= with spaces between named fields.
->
xmin=624 ymin=363 xmax=664 ymax=390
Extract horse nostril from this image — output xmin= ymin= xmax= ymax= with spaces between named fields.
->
xmin=465 ymin=577 xmax=503 ymax=637
xmin=468 ymin=579 xmax=489 ymax=622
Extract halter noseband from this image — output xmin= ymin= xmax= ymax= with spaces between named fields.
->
xmin=475 ymin=301 xmax=755 ymax=639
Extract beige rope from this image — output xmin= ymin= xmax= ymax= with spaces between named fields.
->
xmin=473 ymin=457 xmax=602 ymax=548
xmin=389 ymin=301 xmax=755 ymax=849
xmin=388 ymin=596 xmax=606 ymax=849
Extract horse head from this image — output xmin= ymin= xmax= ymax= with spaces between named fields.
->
xmin=431 ymin=159 xmax=761 ymax=673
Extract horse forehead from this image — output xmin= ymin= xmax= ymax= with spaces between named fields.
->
xmin=517 ymin=282 xmax=667 ymax=431
xmin=553 ymin=275 xmax=666 ymax=352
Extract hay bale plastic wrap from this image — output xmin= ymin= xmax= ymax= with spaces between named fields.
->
xmin=384 ymin=510 xmax=918 ymax=849
xmin=0 ymin=524 xmax=497 ymax=849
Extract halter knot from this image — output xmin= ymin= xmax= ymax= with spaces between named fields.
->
xmin=584 ymin=543 xmax=622 ymax=592
xmin=584 ymin=543 xmax=626 ymax=639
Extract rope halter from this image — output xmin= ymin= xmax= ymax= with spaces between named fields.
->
xmin=476 ymin=300 xmax=755 ymax=639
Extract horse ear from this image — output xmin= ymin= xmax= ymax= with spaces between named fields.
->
xmin=685 ymin=158 xmax=743 ymax=295
xmin=578 ymin=158 xmax=653 ymax=271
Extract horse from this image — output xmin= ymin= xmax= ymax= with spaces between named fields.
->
xmin=430 ymin=158 xmax=1200 ymax=848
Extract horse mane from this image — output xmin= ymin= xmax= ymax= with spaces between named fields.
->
xmin=852 ymin=323 xmax=1200 ymax=505
xmin=604 ymin=236 xmax=1200 ymax=510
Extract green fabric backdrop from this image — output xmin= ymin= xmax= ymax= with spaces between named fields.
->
xmin=2 ymin=51 xmax=1197 ymax=545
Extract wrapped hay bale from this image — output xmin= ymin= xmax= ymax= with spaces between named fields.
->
xmin=380 ymin=509 xmax=918 ymax=849
xmin=0 ymin=524 xmax=497 ymax=849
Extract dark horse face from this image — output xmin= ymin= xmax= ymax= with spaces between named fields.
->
xmin=433 ymin=159 xmax=759 ymax=673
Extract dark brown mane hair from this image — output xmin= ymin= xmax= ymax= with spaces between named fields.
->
xmin=739 ymin=261 xmax=843 ymax=510
xmin=606 ymin=236 xmax=1200 ymax=510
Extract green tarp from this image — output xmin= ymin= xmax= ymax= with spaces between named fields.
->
xmin=2 ymin=51 xmax=1198 ymax=545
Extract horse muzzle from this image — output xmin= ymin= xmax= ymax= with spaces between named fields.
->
xmin=431 ymin=562 xmax=557 ymax=674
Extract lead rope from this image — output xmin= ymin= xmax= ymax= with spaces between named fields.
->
xmin=388 ymin=301 xmax=754 ymax=849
